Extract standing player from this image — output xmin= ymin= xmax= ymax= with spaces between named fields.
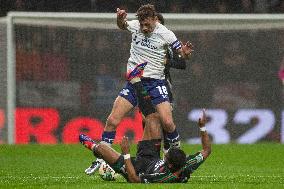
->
xmin=122 ymin=12 xmax=192 ymax=155
xmin=153 ymin=13 xmax=191 ymax=152
xmin=85 ymin=4 xmax=193 ymax=175
xmin=80 ymin=109 xmax=211 ymax=183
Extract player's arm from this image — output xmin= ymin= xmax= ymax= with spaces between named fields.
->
xmin=169 ymin=47 xmax=187 ymax=70
xmin=198 ymin=109 xmax=211 ymax=159
xmin=166 ymin=31 xmax=193 ymax=60
xmin=116 ymin=8 xmax=128 ymax=30
xmin=175 ymin=110 xmax=211 ymax=183
xmin=120 ymin=136 xmax=141 ymax=183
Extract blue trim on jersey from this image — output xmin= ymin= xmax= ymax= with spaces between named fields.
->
xmin=171 ymin=40 xmax=182 ymax=50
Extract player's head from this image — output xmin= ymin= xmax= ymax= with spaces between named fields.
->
xmin=156 ymin=13 xmax=164 ymax=25
xmin=165 ymin=147 xmax=186 ymax=172
xmin=136 ymin=4 xmax=157 ymax=35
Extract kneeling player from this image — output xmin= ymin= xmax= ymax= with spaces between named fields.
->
xmin=79 ymin=109 xmax=211 ymax=183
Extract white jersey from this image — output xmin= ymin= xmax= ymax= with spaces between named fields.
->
xmin=126 ymin=20 xmax=182 ymax=79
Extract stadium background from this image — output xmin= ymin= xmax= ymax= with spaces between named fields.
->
xmin=0 ymin=0 xmax=283 ymax=145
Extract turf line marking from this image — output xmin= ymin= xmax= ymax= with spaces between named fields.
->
xmin=192 ymin=176 xmax=283 ymax=178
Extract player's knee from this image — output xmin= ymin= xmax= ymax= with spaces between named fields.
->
xmin=106 ymin=115 xmax=121 ymax=130
xmin=161 ymin=118 xmax=175 ymax=133
xmin=93 ymin=144 xmax=102 ymax=158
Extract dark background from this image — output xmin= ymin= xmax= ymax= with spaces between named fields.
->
xmin=1 ymin=0 xmax=284 ymax=17
xmin=0 ymin=0 xmax=283 ymax=143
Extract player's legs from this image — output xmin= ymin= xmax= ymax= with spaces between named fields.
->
xmin=93 ymin=143 xmax=121 ymax=165
xmin=142 ymin=114 xmax=170 ymax=153
xmin=142 ymin=110 xmax=172 ymax=153
xmin=139 ymin=78 xmax=180 ymax=148
xmin=85 ymin=94 xmax=134 ymax=175
xmin=102 ymin=82 xmax=137 ymax=145
xmin=142 ymin=113 xmax=161 ymax=140
xmin=129 ymin=78 xmax=162 ymax=142
xmin=162 ymin=80 xmax=174 ymax=151
xmin=104 ymin=96 xmax=133 ymax=132
xmin=79 ymin=134 xmax=122 ymax=167
xmin=156 ymin=101 xmax=175 ymax=133
xmin=156 ymin=101 xmax=180 ymax=148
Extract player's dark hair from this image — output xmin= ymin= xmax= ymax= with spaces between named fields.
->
xmin=156 ymin=13 xmax=164 ymax=25
xmin=167 ymin=147 xmax=186 ymax=172
xmin=136 ymin=4 xmax=156 ymax=22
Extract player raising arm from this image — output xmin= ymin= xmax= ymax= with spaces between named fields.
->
xmin=85 ymin=4 xmax=193 ymax=175
xmin=122 ymin=109 xmax=211 ymax=183
xmin=79 ymin=109 xmax=211 ymax=183
xmin=116 ymin=4 xmax=192 ymax=149
xmin=117 ymin=7 xmax=193 ymax=59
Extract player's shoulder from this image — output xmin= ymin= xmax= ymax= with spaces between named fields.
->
xmin=154 ymin=23 xmax=176 ymax=42
xmin=155 ymin=23 xmax=173 ymax=34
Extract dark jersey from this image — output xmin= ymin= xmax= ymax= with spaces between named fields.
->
xmin=164 ymin=47 xmax=186 ymax=85
xmin=164 ymin=47 xmax=186 ymax=103
xmin=139 ymin=152 xmax=204 ymax=183
xmin=177 ymin=152 xmax=204 ymax=183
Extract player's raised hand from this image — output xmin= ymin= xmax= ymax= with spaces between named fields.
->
xmin=121 ymin=136 xmax=130 ymax=154
xmin=116 ymin=8 xmax=127 ymax=19
xmin=198 ymin=109 xmax=207 ymax=128
xmin=116 ymin=8 xmax=128 ymax=29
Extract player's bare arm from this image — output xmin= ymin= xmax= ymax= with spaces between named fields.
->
xmin=116 ymin=8 xmax=128 ymax=30
xmin=121 ymin=136 xmax=141 ymax=183
xmin=198 ymin=109 xmax=211 ymax=159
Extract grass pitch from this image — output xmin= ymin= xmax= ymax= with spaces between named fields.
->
xmin=0 ymin=143 xmax=284 ymax=189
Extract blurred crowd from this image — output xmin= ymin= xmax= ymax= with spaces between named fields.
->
xmin=14 ymin=25 xmax=283 ymax=109
xmin=0 ymin=0 xmax=283 ymax=141
xmin=1 ymin=0 xmax=284 ymax=16
xmin=12 ymin=25 xmax=283 ymax=141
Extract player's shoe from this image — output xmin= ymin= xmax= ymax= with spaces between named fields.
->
xmin=85 ymin=158 xmax=104 ymax=175
xmin=126 ymin=62 xmax=148 ymax=81
xmin=79 ymin=134 xmax=96 ymax=150
xmin=163 ymin=141 xmax=180 ymax=160
xmin=170 ymin=140 xmax=181 ymax=149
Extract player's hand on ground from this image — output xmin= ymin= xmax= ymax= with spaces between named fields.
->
xmin=182 ymin=41 xmax=194 ymax=57
xmin=198 ymin=109 xmax=207 ymax=128
xmin=116 ymin=8 xmax=127 ymax=19
xmin=121 ymin=136 xmax=130 ymax=154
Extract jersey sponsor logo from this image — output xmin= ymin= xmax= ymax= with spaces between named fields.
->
xmin=141 ymin=38 xmax=157 ymax=50
xmin=133 ymin=35 xmax=140 ymax=45
xmin=133 ymin=35 xmax=158 ymax=50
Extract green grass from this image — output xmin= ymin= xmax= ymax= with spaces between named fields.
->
xmin=0 ymin=143 xmax=284 ymax=189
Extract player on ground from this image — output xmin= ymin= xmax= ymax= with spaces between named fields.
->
xmin=85 ymin=4 xmax=193 ymax=174
xmin=79 ymin=109 xmax=211 ymax=183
